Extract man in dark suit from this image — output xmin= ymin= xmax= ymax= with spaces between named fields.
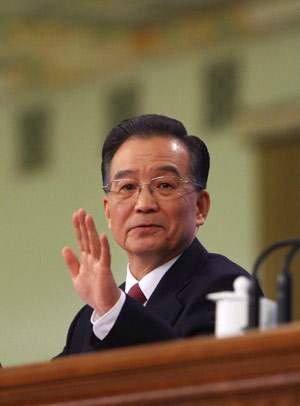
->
xmin=57 ymin=114 xmax=250 ymax=357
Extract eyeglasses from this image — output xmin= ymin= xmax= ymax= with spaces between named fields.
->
xmin=102 ymin=176 xmax=203 ymax=201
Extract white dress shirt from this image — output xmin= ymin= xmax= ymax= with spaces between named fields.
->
xmin=91 ymin=255 xmax=181 ymax=340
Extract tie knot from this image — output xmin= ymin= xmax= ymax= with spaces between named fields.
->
xmin=128 ymin=283 xmax=147 ymax=304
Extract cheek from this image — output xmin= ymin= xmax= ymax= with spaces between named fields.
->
xmin=164 ymin=199 xmax=193 ymax=225
xmin=109 ymin=204 xmax=131 ymax=229
xmin=171 ymin=198 xmax=198 ymax=226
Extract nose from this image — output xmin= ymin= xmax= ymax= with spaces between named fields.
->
xmin=134 ymin=184 xmax=159 ymax=212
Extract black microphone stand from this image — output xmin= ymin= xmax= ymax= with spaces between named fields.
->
xmin=278 ymin=241 xmax=300 ymax=323
xmin=248 ymin=239 xmax=300 ymax=329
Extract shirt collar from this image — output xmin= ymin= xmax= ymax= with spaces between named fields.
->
xmin=125 ymin=254 xmax=181 ymax=300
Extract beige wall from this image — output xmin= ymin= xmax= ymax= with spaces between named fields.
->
xmin=0 ymin=26 xmax=299 ymax=366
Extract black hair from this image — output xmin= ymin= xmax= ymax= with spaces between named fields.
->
xmin=101 ymin=114 xmax=209 ymax=189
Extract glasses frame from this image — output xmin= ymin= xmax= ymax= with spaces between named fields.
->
xmin=102 ymin=175 xmax=203 ymax=199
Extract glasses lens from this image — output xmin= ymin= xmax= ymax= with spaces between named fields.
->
xmin=151 ymin=176 xmax=180 ymax=197
xmin=110 ymin=179 xmax=139 ymax=198
xmin=108 ymin=176 xmax=183 ymax=200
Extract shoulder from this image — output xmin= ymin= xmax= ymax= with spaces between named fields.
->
xmin=177 ymin=239 xmax=250 ymax=296
xmin=54 ymin=305 xmax=94 ymax=357
xmin=180 ymin=238 xmax=250 ymax=279
xmin=68 ymin=304 xmax=94 ymax=331
xmin=204 ymin=252 xmax=250 ymax=278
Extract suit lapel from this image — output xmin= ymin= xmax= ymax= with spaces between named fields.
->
xmin=145 ymin=238 xmax=209 ymax=325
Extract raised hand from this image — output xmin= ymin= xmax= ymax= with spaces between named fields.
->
xmin=62 ymin=208 xmax=121 ymax=315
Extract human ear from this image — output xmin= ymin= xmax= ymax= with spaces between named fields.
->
xmin=195 ymin=190 xmax=210 ymax=227
xmin=103 ymin=196 xmax=112 ymax=229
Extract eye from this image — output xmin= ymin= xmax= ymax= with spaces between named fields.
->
xmin=158 ymin=182 xmax=173 ymax=189
xmin=154 ymin=178 xmax=178 ymax=191
xmin=118 ymin=180 xmax=138 ymax=193
xmin=151 ymin=177 xmax=181 ymax=196
xmin=122 ymin=183 xmax=135 ymax=190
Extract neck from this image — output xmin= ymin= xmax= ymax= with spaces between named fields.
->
xmin=126 ymin=237 xmax=196 ymax=280
xmin=127 ymin=251 xmax=181 ymax=280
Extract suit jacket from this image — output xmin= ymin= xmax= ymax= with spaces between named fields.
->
xmin=56 ymin=238 xmax=252 ymax=357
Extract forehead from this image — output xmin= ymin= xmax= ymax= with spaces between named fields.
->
xmin=110 ymin=136 xmax=191 ymax=179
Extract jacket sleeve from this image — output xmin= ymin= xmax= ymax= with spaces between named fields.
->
xmin=90 ymin=296 xmax=178 ymax=351
xmin=54 ymin=296 xmax=178 ymax=357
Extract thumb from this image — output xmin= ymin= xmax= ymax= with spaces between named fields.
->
xmin=62 ymin=247 xmax=80 ymax=278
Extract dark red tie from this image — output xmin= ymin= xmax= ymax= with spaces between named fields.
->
xmin=128 ymin=283 xmax=147 ymax=304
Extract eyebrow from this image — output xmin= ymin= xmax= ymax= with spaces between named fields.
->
xmin=113 ymin=165 xmax=181 ymax=180
xmin=113 ymin=169 xmax=135 ymax=180
xmin=155 ymin=165 xmax=181 ymax=177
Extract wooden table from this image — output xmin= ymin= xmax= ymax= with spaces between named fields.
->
xmin=1 ymin=323 xmax=300 ymax=405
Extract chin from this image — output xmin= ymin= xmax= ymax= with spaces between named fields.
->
xmin=126 ymin=239 xmax=166 ymax=256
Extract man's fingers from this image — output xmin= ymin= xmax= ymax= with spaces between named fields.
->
xmin=86 ymin=214 xmax=101 ymax=259
xmin=99 ymin=233 xmax=111 ymax=271
xmin=77 ymin=209 xmax=90 ymax=253
xmin=62 ymin=247 xmax=80 ymax=278
xmin=73 ymin=212 xmax=83 ymax=252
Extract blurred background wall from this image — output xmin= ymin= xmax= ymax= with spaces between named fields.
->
xmin=1 ymin=0 xmax=299 ymax=366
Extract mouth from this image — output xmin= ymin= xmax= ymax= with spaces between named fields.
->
xmin=130 ymin=224 xmax=162 ymax=232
